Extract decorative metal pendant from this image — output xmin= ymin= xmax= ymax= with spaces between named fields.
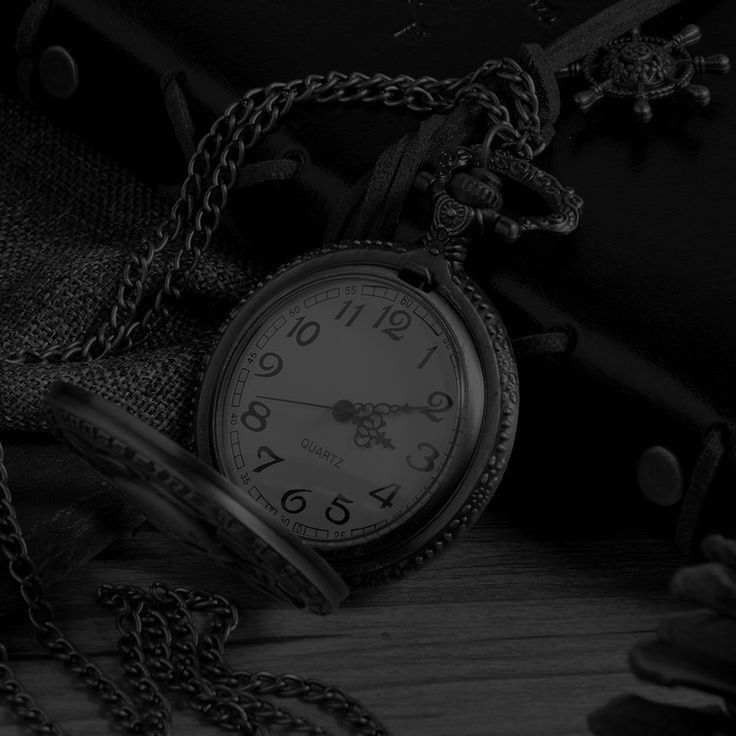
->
xmin=558 ymin=24 xmax=731 ymax=122
xmin=415 ymin=145 xmax=583 ymax=245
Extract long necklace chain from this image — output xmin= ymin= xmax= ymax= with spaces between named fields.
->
xmin=4 ymin=57 xmax=542 ymax=365
xmin=1 ymin=56 xmax=543 ymax=734
xmin=0 ymin=443 xmax=389 ymax=736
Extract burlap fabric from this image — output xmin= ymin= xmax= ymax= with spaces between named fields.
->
xmin=0 ymin=90 xmax=264 ymax=445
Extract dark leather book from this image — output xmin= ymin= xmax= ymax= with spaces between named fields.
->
xmin=4 ymin=0 xmax=617 ymax=254
xmin=485 ymin=0 xmax=736 ymax=554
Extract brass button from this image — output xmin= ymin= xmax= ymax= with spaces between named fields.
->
xmin=38 ymin=46 xmax=79 ymax=100
xmin=636 ymin=445 xmax=684 ymax=506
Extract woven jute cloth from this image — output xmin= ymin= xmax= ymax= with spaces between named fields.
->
xmin=0 ymin=90 xmax=262 ymax=445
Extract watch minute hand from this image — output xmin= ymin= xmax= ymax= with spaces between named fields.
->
xmin=353 ymin=402 xmax=411 ymax=417
xmin=357 ymin=398 xmax=451 ymax=423
xmin=360 ymin=402 xmax=438 ymax=416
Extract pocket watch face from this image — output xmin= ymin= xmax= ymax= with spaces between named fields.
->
xmin=197 ymin=245 xmax=517 ymax=583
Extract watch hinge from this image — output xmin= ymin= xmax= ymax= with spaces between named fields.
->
xmin=397 ymin=266 xmax=435 ymax=292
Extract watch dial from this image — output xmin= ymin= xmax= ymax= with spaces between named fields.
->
xmin=208 ymin=268 xmax=487 ymax=551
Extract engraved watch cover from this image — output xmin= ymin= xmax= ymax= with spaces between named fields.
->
xmin=45 ymin=382 xmax=349 ymax=614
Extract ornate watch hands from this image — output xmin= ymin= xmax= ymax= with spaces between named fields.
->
xmin=254 ymin=395 xmax=398 ymax=450
xmin=346 ymin=396 xmax=454 ymax=450
xmin=255 ymin=393 xmax=454 ymax=450
xmin=348 ymin=405 xmax=395 ymax=451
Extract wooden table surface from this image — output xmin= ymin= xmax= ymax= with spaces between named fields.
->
xmin=0 ymin=496 xmax=718 ymax=736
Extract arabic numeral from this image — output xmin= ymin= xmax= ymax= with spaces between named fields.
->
xmin=281 ymin=488 xmax=312 ymax=514
xmin=417 ymin=345 xmax=438 ymax=369
xmin=418 ymin=392 xmax=454 ymax=423
xmin=335 ymin=300 xmax=366 ymax=327
xmin=287 ymin=316 xmax=321 ymax=346
xmin=372 ymin=306 xmax=412 ymax=341
xmin=369 ymin=483 xmax=400 ymax=509
xmin=407 ymin=443 xmax=440 ymax=472
xmin=325 ymin=494 xmax=354 ymax=525
xmin=240 ymin=401 xmax=271 ymax=432
xmin=253 ymin=352 xmax=283 ymax=378
xmin=252 ymin=446 xmax=284 ymax=473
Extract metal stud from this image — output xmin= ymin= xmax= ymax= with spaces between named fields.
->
xmin=38 ymin=45 xmax=79 ymax=100
xmin=636 ymin=445 xmax=684 ymax=507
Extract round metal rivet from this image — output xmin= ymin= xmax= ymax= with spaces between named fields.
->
xmin=636 ymin=445 xmax=684 ymax=506
xmin=38 ymin=46 xmax=79 ymax=100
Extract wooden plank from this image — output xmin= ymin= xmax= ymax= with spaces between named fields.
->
xmin=0 ymin=511 xmax=721 ymax=736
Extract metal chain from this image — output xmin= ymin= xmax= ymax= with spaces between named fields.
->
xmin=4 ymin=57 xmax=542 ymax=365
xmin=0 ymin=442 xmax=390 ymax=735
xmin=0 ymin=54 xmax=543 ymax=734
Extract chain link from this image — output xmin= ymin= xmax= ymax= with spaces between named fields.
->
xmin=0 ymin=443 xmax=390 ymax=735
xmin=3 ymin=57 xmax=543 ymax=365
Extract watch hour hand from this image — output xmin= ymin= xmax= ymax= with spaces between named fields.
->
xmin=353 ymin=415 xmax=395 ymax=451
xmin=331 ymin=400 xmax=404 ymax=423
xmin=331 ymin=399 xmax=358 ymax=423
xmin=334 ymin=401 xmax=397 ymax=450
xmin=373 ymin=402 xmax=412 ymax=417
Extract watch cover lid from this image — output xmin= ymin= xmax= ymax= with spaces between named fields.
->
xmin=45 ymin=381 xmax=349 ymax=615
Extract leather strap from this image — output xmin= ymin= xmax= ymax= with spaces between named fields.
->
xmin=677 ymin=423 xmax=736 ymax=556
xmin=327 ymin=104 xmax=481 ymax=244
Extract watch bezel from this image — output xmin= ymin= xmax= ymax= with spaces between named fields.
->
xmin=195 ymin=241 xmax=519 ymax=587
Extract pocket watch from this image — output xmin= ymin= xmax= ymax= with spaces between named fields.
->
xmin=194 ymin=143 xmax=582 ymax=588
xmin=43 ymin=148 xmax=578 ymax=599
xmin=195 ymin=199 xmax=522 ymax=588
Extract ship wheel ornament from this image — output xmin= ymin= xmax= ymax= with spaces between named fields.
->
xmin=558 ymin=24 xmax=731 ymax=122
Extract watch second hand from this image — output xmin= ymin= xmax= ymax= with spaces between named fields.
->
xmin=255 ymin=395 xmax=335 ymax=411
xmin=256 ymin=396 xmax=429 ymax=418
xmin=255 ymin=395 xmax=363 ymax=423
